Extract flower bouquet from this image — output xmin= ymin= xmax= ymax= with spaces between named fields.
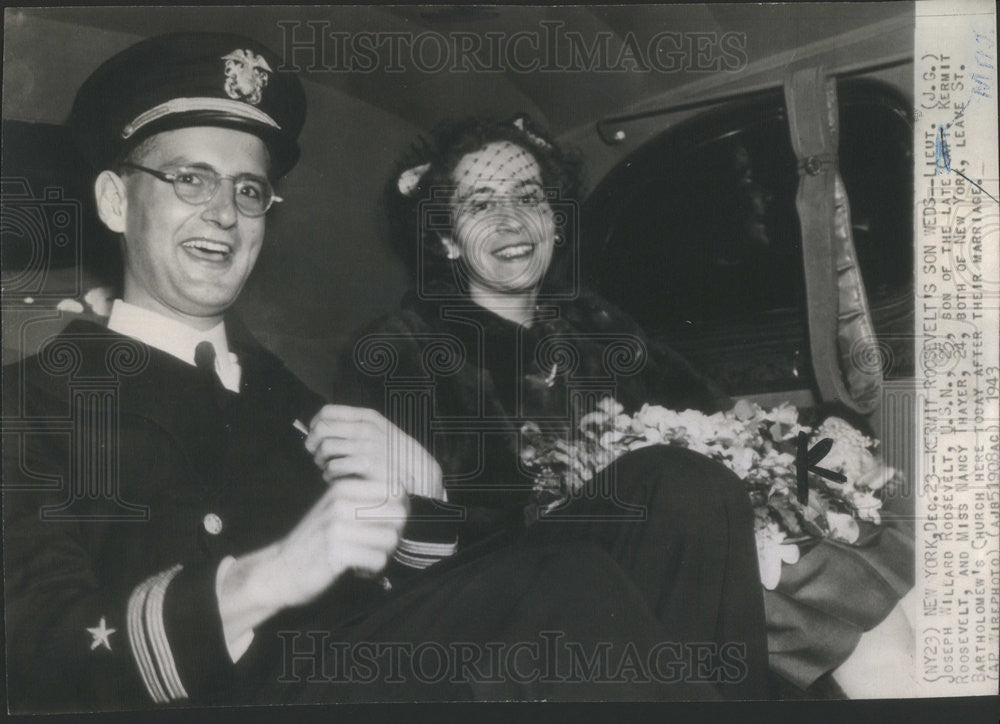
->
xmin=520 ymin=398 xmax=902 ymax=589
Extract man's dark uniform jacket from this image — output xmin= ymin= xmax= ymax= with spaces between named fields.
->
xmin=3 ymin=316 xmax=328 ymax=711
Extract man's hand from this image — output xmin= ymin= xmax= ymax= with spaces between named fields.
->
xmin=217 ymin=412 xmax=415 ymax=643
xmin=260 ymin=476 xmax=408 ymax=608
xmin=306 ymin=404 xmax=445 ymax=501
xmin=218 ymin=477 xmax=407 ymax=644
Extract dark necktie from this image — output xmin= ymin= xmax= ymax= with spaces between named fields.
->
xmin=194 ymin=340 xmax=219 ymax=384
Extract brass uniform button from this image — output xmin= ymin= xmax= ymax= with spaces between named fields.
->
xmin=203 ymin=513 xmax=223 ymax=536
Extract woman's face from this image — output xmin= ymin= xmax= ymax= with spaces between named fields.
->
xmin=444 ymin=141 xmax=556 ymax=295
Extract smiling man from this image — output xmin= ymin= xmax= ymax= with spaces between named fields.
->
xmin=104 ymin=126 xmax=273 ymax=327
xmin=0 ymin=33 xmax=428 ymax=711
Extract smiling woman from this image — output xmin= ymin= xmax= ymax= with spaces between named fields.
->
xmin=326 ymin=115 xmax=771 ymax=700
xmin=384 ymin=115 xmax=585 ymax=309
xmin=338 ymin=114 xmax=729 ymax=490
xmin=442 ymin=140 xmax=557 ymax=307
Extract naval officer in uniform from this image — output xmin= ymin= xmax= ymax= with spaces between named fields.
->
xmin=1 ymin=32 xmax=433 ymax=710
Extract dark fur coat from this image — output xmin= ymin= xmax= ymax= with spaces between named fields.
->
xmin=333 ymin=288 xmax=728 ymax=544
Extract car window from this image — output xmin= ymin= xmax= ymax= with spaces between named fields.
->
xmin=584 ymin=79 xmax=914 ymax=394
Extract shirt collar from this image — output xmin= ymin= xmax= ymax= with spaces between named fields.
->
xmin=107 ymin=299 xmax=233 ymax=370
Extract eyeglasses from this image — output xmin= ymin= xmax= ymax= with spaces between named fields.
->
xmin=119 ymin=163 xmax=282 ymax=217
